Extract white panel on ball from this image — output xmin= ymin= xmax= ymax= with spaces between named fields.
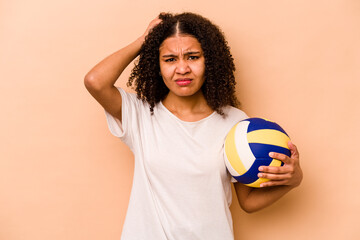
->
xmin=234 ymin=121 xmax=255 ymax=171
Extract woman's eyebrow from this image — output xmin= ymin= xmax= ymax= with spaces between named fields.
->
xmin=161 ymin=51 xmax=201 ymax=58
xmin=184 ymin=51 xmax=201 ymax=55
xmin=161 ymin=54 xmax=178 ymax=58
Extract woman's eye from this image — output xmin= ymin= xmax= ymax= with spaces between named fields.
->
xmin=165 ymin=58 xmax=175 ymax=62
xmin=188 ymin=56 xmax=199 ymax=60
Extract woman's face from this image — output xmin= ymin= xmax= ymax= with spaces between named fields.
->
xmin=159 ymin=35 xmax=205 ymax=98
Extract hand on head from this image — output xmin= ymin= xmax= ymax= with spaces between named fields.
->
xmin=141 ymin=14 xmax=163 ymax=42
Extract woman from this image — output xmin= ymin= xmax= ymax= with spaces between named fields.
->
xmin=84 ymin=12 xmax=302 ymax=240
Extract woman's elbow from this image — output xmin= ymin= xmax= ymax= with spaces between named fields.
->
xmin=239 ymin=202 xmax=263 ymax=214
xmin=84 ymin=73 xmax=102 ymax=92
xmin=241 ymin=206 xmax=256 ymax=214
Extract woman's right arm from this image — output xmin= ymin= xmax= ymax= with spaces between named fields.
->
xmin=84 ymin=17 xmax=162 ymax=121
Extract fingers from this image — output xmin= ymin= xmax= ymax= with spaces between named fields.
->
xmin=269 ymin=152 xmax=291 ymax=164
xmin=288 ymin=141 xmax=299 ymax=159
xmin=141 ymin=16 xmax=163 ymax=40
xmin=149 ymin=17 xmax=162 ymax=27
xmin=268 ymin=141 xmax=299 ymax=165
xmin=257 ymin=141 xmax=302 ymax=188
xmin=257 ymin=170 xmax=294 ymax=188
xmin=259 ymin=164 xmax=294 ymax=177
xmin=259 ymin=180 xmax=288 ymax=188
xmin=145 ymin=18 xmax=162 ymax=34
xmin=258 ymin=171 xmax=293 ymax=181
xmin=158 ymin=12 xmax=166 ymax=17
xmin=258 ymin=151 xmax=295 ymax=187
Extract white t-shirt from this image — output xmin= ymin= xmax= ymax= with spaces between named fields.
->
xmin=105 ymin=87 xmax=248 ymax=240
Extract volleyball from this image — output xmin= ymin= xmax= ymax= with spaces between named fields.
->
xmin=224 ymin=118 xmax=291 ymax=188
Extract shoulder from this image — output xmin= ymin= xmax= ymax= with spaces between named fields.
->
xmin=212 ymin=106 xmax=248 ymax=133
xmin=116 ymin=87 xmax=138 ymax=102
xmin=116 ymin=87 xmax=149 ymax=108
xmin=222 ymin=106 xmax=248 ymax=122
xmin=115 ymin=87 xmax=153 ymax=119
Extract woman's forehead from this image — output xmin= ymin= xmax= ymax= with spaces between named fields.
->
xmin=159 ymin=35 xmax=202 ymax=54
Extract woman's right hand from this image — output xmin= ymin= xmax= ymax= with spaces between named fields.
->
xmin=139 ymin=15 xmax=163 ymax=42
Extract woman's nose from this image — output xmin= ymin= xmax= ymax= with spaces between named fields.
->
xmin=175 ymin=59 xmax=190 ymax=74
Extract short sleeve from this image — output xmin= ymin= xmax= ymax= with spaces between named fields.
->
xmin=104 ymin=87 xmax=141 ymax=148
xmin=105 ymin=108 xmax=124 ymax=138
xmin=104 ymin=87 xmax=125 ymax=137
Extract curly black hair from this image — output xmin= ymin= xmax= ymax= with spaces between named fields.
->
xmin=128 ymin=12 xmax=240 ymax=115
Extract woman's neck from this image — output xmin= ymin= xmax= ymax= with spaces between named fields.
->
xmin=162 ymin=91 xmax=214 ymax=121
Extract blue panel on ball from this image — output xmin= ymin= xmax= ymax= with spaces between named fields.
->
xmin=234 ymin=158 xmax=273 ymax=184
xmin=246 ymin=118 xmax=289 ymax=136
xmin=249 ymin=143 xmax=291 ymax=158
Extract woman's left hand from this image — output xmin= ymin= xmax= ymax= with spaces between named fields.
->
xmin=258 ymin=141 xmax=303 ymax=188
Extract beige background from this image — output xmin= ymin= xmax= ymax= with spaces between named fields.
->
xmin=1 ymin=0 xmax=359 ymax=239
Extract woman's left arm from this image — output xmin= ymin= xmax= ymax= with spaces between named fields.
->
xmin=234 ymin=141 xmax=303 ymax=213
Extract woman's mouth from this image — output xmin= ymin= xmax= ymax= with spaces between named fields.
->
xmin=175 ymin=79 xmax=192 ymax=86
